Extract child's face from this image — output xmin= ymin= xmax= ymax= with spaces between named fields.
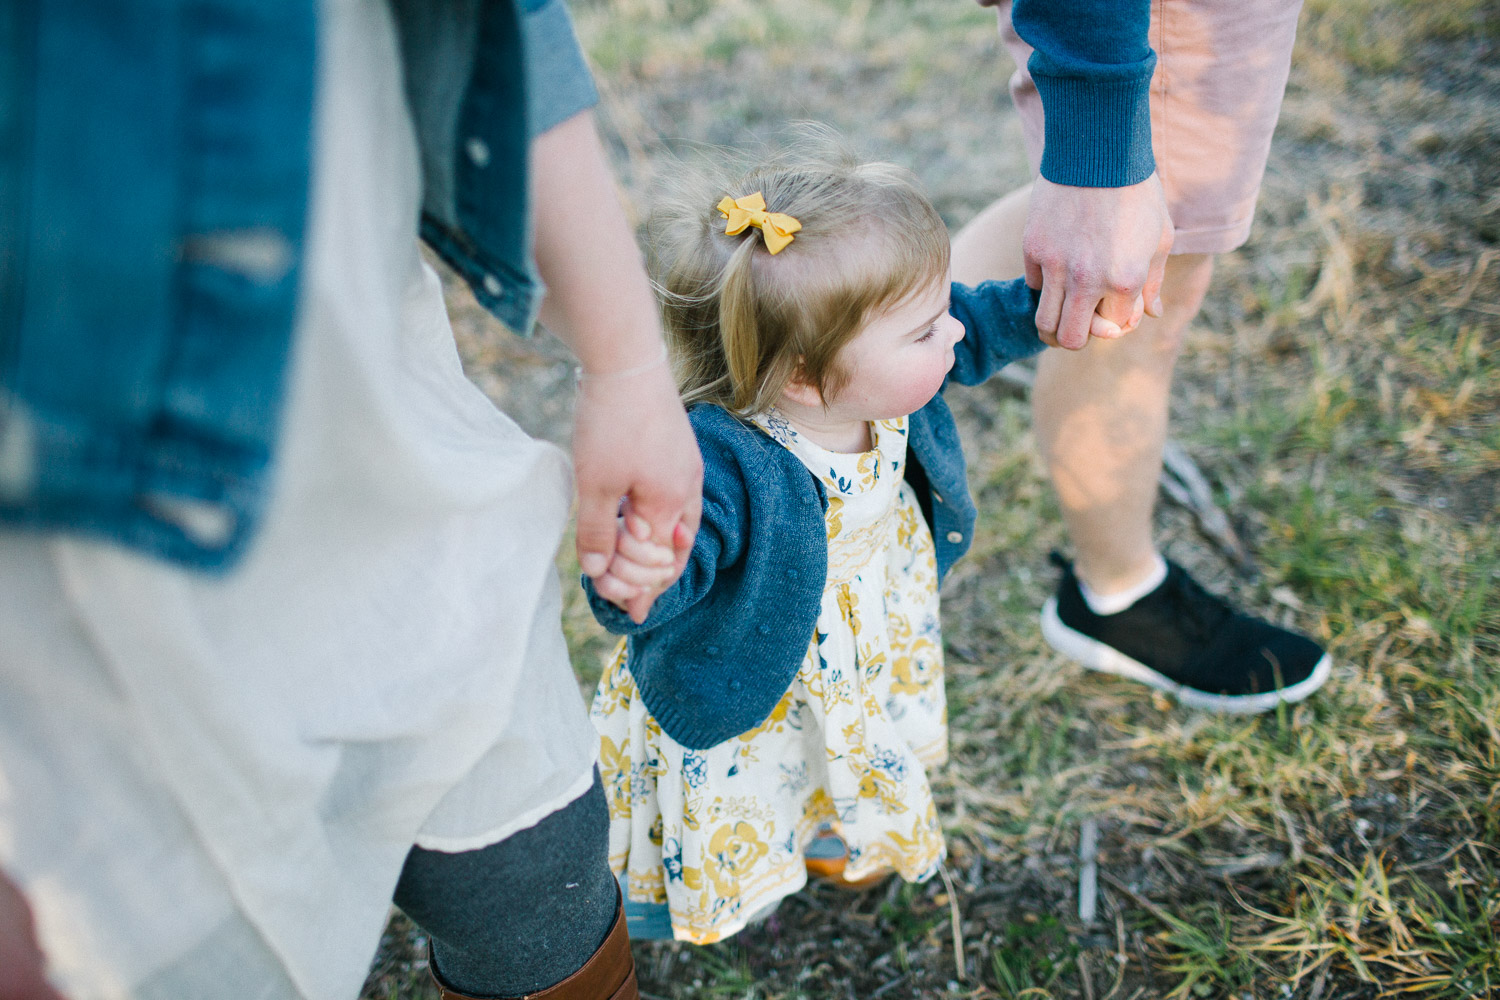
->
xmin=818 ymin=275 xmax=964 ymax=425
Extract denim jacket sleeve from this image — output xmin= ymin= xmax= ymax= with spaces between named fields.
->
xmin=396 ymin=0 xmax=598 ymax=339
xmin=0 ymin=0 xmax=317 ymax=570
xmin=1 ymin=0 xmax=597 ymax=571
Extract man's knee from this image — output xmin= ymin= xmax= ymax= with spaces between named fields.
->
xmin=1139 ymin=252 xmax=1215 ymax=358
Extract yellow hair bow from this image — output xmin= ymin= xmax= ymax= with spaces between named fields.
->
xmin=716 ymin=192 xmax=802 ymax=255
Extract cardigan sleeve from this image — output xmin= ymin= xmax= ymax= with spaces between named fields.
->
xmin=945 ymin=279 xmax=1046 ymax=388
xmin=1009 ymin=0 xmax=1156 ymax=188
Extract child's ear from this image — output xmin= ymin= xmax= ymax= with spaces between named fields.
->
xmin=780 ymin=366 xmax=825 ymax=408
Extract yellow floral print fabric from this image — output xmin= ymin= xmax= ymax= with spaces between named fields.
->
xmin=590 ymin=413 xmax=948 ymax=944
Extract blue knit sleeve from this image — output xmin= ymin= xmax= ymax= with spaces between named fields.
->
xmin=946 ymin=279 xmax=1046 ymax=388
xmin=1010 ymin=0 xmax=1156 ymax=188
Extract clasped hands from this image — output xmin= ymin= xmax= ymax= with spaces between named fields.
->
xmin=1025 ymin=172 xmax=1175 ymax=350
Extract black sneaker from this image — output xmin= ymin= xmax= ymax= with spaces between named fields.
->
xmin=1040 ymin=553 xmax=1331 ymax=713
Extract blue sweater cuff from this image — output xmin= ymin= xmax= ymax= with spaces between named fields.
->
xmin=1032 ymin=64 xmax=1156 ymax=188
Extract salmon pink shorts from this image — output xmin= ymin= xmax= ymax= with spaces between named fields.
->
xmin=995 ymin=0 xmax=1304 ymax=255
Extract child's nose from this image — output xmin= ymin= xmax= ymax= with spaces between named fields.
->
xmin=946 ymin=314 xmax=966 ymax=344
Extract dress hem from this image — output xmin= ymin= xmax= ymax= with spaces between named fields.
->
xmin=411 ymin=761 xmax=598 ymax=853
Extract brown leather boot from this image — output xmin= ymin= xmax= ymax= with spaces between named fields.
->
xmin=429 ymin=890 xmax=639 ymax=1000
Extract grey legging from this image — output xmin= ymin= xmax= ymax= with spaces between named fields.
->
xmin=393 ymin=772 xmax=616 ymax=996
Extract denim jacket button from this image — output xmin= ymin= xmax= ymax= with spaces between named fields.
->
xmin=466 ymin=137 xmax=491 ymax=167
xmin=946 ymin=530 xmax=963 ymax=544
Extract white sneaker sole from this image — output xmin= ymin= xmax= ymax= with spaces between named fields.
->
xmin=1040 ymin=597 xmax=1332 ymax=714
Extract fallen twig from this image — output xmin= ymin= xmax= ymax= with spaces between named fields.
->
xmin=937 ymin=861 xmax=966 ymax=982
xmin=1079 ymin=817 xmax=1100 ymax=925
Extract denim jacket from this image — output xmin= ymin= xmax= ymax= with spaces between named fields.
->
xmin=0 ymin=0 xmax=595 ymax=570
xmin=584 ymin=278 xmax=1044 ymax=750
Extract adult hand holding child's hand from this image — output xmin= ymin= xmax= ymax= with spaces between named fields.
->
xmin=530 ymin=109 xmax=703 ymax=604
xmin=1024 ymin=172 xmax=1173 ymax=350
xmin=573 ymin=374 xmax=700 ymax=623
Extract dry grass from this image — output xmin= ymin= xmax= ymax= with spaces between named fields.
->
xmin=363 ymin=1 xmax=1497 ymax=997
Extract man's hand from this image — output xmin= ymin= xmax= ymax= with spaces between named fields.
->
xmin=1024 ymin=172 xmax=1174 ymax=350
xmin=1 ymin=871 xmax=69 ymax=1000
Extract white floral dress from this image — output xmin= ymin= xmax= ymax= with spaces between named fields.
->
xmin=590 ymin=411 xmax=948 ymax=944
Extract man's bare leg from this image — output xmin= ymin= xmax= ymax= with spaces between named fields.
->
xmin=1032 ymin=253 xmax=1212 ymax=595
xmin=953 ymin=185 xmax=1212 ymax=596
xmin=953 ymin=187 xmax=1329 ymax=712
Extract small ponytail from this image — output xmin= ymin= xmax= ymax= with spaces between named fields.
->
xmin=647 ymin=135 xmax=949 ymax=417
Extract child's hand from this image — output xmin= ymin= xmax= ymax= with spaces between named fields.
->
xmin=1087 ymin=292 xmax=1145 ymax=341
xmin=591 ymin=506 xmax=685 ymax=624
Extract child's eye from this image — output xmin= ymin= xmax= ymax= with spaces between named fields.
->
xmin=915 ymin=322 xmax=938 ymax=343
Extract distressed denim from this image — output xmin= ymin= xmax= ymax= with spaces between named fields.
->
xmin=0 ymin=0 xmax=595 ymax=570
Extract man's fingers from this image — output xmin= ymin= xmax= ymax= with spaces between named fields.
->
xmin=1032 ymin=267 xmax=1065 ymax=341
xmin=1023 ymin=256 xmax=1044 ymax=293
xmin=575 ymin=490 xmax=620 ymax=578
xmin=1055 ymin=290 xmax=1099 ymax=351
xmin=1143 ymin=225 xmax=1173 ymax=318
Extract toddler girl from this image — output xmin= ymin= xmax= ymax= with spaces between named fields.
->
xmin=584 ymin=145 xmax=1046 ymax=944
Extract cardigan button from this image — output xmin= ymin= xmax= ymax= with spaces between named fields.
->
xmin=757 ymin=624 xmax=770 ymax=635
xmin=946 ymin=530 xmax=963 ymax=544
xmin=466 ymin=137 xmax=491 ymax=167
xmin=729 ymin=679 xmax=742 ymax=691
xmin=705 ymin=645 xmax=719 ymax=656
xmin=786 ymin=569 xmax=798 ymax=580
xmin=933 ymin=490 xmax=944 ymax=504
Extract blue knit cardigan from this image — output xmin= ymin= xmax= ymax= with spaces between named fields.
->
xmin=584 ymin=278 xmax=1043 ymax=748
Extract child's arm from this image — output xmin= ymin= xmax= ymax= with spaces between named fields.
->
xmin=945 ymin=278 xmax=1049 ymax=388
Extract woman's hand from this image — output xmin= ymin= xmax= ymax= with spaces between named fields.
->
xmin=529 ymin=110 xmax=703 ymax=586
xmin=1 ymin=870 xmax=69 ymax=1000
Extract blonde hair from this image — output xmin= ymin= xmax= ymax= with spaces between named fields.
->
xmin=647 ymin=139 xmax=950 ymax=415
